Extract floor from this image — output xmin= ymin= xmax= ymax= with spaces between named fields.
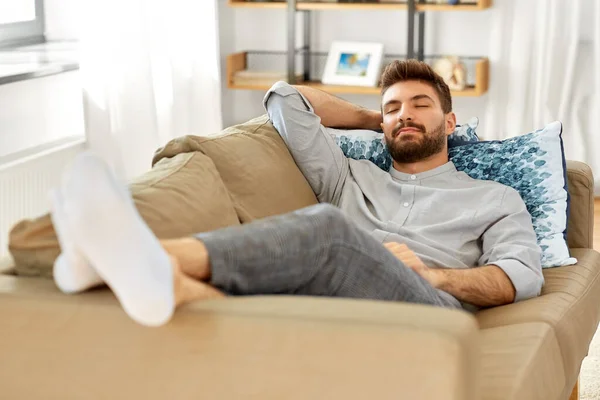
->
xmin=580 ymin=199 xmax=600 ymax=399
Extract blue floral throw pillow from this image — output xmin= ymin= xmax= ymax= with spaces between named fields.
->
xmin=449 ymin=121 xmax=575 ymax=268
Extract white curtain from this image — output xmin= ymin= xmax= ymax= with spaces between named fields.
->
xmin=484 ymin=0 xmax=600 ymax=192
xmin=79 ymin=0 xmax=222 ymax=179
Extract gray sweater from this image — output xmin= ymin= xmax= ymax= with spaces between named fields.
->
xmin=264 ymin=81 xmax=544 ymax=304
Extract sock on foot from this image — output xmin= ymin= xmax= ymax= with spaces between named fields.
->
xmin=50 ymin=189 xmax=103 ymax=294
xmin=61 ymin=153 xmax=175 ymax=327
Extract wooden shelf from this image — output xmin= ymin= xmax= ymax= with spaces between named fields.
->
xmin=227 ymin=52 xmax=489 ymax=97
xmin=228 ymin=0 xmax=492 ymax=11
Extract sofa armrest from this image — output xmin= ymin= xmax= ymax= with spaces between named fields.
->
xmin=0 ymin=275 xmax=479 ymax=400
xmin=567 ymin=160 xmax=595 ymax=249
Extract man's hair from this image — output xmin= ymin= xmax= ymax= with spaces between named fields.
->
xmin=380 ymin=60 xmax=452 ymax=114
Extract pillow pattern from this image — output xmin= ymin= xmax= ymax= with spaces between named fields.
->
xmin=326 ymin=117 xmax=479 ymax=172
xmin=449 ymin=117 xmax=479 ymax=143
xmin=328 ymin=128 xmax=392 ymax=171
xmin=330 ymin=120 xmax=575 ymax=268
xmin=449 ymin=121 xmax=575 ymax=268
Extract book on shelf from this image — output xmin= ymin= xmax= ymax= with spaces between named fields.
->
xmin=245 ymin=0 xmax=479 ymax=3
xmin=233 ymin=70 xmax=304 ymax=86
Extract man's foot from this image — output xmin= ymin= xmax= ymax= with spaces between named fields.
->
xmin=50 ymin=189 xmax=103 ymax=294
xmin=60 ymin=152 xmax=176 ymax=326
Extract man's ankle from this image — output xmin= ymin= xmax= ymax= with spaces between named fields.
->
xmin=161 ymin=238 xmax=211 ymax=280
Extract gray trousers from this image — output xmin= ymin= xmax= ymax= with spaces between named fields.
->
xmin=196 ymin=204 xmax=461 ymax=309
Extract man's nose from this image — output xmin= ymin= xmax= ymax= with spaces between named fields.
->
xmin=397 ymin=106 xmax=413 ymax=122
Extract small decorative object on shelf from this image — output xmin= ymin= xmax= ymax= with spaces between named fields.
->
xmin=432 ymin=56 xmax=467 ymax=91
xmin=436 ymin=0 xmax=460 ymax=4
xmin=322 ymin=41 xmax=384 ymax=87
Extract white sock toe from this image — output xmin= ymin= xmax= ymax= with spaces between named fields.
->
xmin=61 ymin=153 xmax=174 ymax=327
xmin=50 ymin=189 xmax=103 ymax=293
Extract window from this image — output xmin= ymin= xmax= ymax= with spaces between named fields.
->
xmin=0 ymin=0 xmax=45 ymax=46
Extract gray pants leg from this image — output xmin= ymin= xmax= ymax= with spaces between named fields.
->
xmin=196 ymin=204 xmax=461 ymax=309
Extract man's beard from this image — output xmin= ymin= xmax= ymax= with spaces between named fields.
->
xmin=384 ymin=121 xmax=446 ymax=164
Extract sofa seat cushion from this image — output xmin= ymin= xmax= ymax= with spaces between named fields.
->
xmin=8 ymin=152 xmax=241 ymax=277
xmin=479 ymin=322 xmax=565 ymax=400
xmin=0 ymin=275 xmax=479 ymax=400
xmin=476 ymin=248 xmax=600 ymax=397
xmin=153 ymin=115 xmax=319 ymax=223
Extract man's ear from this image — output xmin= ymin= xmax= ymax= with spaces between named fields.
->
xmin=380 ymin=122 xmax=385 ymax=131
xmin=445 ymin=112 xmax=457 ymax=136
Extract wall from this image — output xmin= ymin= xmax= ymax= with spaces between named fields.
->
xmin=0 ymin=72 xmax=84 ymax=159
xmin=220 ymin=6 xmax=494 ymax=133
xmin=43 ymin=0 xmax=81 ymax=40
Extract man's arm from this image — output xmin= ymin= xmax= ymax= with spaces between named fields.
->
xmin=432 ymin=265 xmax=515 ymax=307
xmin=293 ymin=85 xmax=382 ymax=130
xmin=386 ymin=243 xmax=516 ymax=307
xmin=387 ymin=186 xmax=543 ymax=308
xmin=438 ymin=187 xmax=542 ymax=307
xmin=263 ymin=81 xmax=350 ymax=204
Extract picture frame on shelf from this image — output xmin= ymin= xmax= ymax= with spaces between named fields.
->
xmin=322 ymin=41 xmax=384 ymax=87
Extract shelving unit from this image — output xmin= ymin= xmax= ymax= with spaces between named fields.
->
xmin=226 ymin=0 xmax=492 ymax=97
xmin=229 ymin=0 xmax=492 ymax=11
xmin=227 ymin=52 xmax=489 ymax=96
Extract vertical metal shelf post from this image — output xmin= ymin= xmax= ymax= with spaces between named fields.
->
xmin=303 ymin=10 xmax=311 ymax=82
xmin=287 ymin=0 xmax=297 ymax=83
xmin=407 ymin=0 xmax=426 ymax=61
xmin=287 ymin=0 xmax=311 ymax=84
xmin=407 ymin=0 xmax=416 ymax=59
xmin=417 ymin=0 xmax=426 ymax=61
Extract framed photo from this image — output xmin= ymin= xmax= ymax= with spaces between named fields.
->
xmin=322 ymin=41 xmax=384 ymax=87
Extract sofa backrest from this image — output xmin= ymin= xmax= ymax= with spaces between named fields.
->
xmin=152 ymin=115 xmax=319 ymax=223
xmin=566 ymin=161 xmax=595 ymax=249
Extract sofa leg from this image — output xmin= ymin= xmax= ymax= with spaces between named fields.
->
xmin=569 ymin=377 xmax=579 ymax=400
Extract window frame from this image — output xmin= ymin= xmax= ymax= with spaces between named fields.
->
xmin=0 ymin=0 xmax=45 ymax=47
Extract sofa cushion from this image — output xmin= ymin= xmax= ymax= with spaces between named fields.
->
xmin=152 ymin=115 xmax=319 ymax=223
xmin=129 ymin=152 xmax=240 ymax=237
xmin=450 ymin=122 xmax=573 ymax=268
xmin=476 ymin=248 xmax=600 ymax=398
xmin=8 ymin=152 xmax=240 ymax=277
xmin=479 ymin=322 xmax=565 ymax=400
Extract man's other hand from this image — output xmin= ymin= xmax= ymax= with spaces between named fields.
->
xmin=383 ymin=242 xmax=442 ymax=288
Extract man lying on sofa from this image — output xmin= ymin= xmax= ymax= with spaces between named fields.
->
xmin=50 ymin=60 xmax=543 ymax=327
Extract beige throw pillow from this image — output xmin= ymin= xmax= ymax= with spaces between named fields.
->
xmin=153 ymin=115 xmax=319 ymax=223
xmin=8 ymin=152 xmax=240 ymax=277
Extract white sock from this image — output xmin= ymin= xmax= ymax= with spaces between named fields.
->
xmin=61 ymin=152 xmax=175 ymax=327
xmin=50 ymin=189 xmax=103 ymax=294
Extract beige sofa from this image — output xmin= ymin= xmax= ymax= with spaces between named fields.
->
xmin=1 ymin=115 xmax=599 ymax=400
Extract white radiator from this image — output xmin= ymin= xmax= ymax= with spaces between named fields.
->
xmin=0 ymin=139 xmax=86 ymax=259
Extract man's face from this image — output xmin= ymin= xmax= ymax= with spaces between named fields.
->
xmin=380 ymin=80 xmax=456 ymax=164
